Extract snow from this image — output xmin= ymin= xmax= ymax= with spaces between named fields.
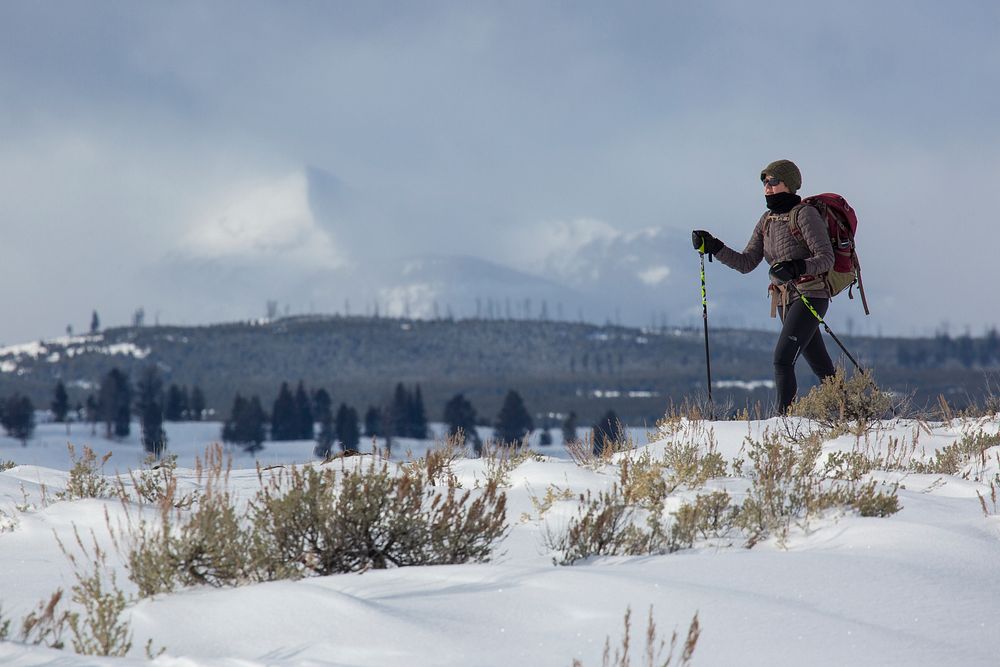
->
xmin=2 ymin=417 xmax=1000 ymax=665
xmin=0 ymin=339 xmax=151 ymax=374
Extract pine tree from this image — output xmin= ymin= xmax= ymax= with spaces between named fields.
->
xmin=189 ymin=386 xmax=206 ymax=421
xmin=294 ymin=381 xmax=314 ymax=440
xmin=270 ymin=382 xmax=297 ymax=441
xmin=222 ymin=394 xmax=247 ymax=443
xmin=313 ymin=388 xmax=335 ymax=458
xmin=237 ymin=396 xmax=267 ymax=453
xmin=443 ymin=393 xmax=479 ymax=449
xmin=164 ymin=384 xmax=187 ymax=421
xmin=1 ymin=394 xmax=35 ymax=446
xmin=561 ymin=411 xmax=579 ymax=445
xmin=99 ymin=368 xmax=131 ymax=439
xmin=51 ymin=381 xmax=70 ymax=428
xmin=363 ymin=405 xmax=383 ymax=438
xmin=85 ymin=394 xmax=99 ymax=436
xmin=222 ymin=394 xmax=266 ymax=452
xmin=591 ymin=410 xmax=621 ymax=457
xmin=135 ymin=365 xmax=167 ymax=457
xmin=90 ymin=310 xmax=100 ymax=334
xmin=495 ymin=390 xmax=533 ymax=446
xmin=390 ymin=383 xmax=410 ymax=437
xmin=409 ymin=384 xmax=429 ymax=439
xmin=335 ymin=403 xmax=361 ymax=453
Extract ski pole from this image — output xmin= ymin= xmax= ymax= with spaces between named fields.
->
xmin=784 ymin=281 xmax=865 ymax=374
xmin=697 ymin=244 xmax=714 ymax=403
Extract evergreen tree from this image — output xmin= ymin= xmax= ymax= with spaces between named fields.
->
xmin=221 ymin=394 xmax=247 ymax=443
xmin=237 ymin=396 xmax=267 ymax=453
xmin=561 ymin=411 xmax=579 ymax=445
xmin=222 ymin=394 xmax=266 ymax=452
xmin=409 ymin=384 xmax=429 ymax=438
xmin=51 ymin=381 xmax=70 ymax=425
xmin=135 ymin=365 xmax=167 ymax=457
xmin=1 ymin=394 xmax=35 ymax=445
xmin=363 ymin=405 xmax=383 ymax=438
xmin=164 ymin=384 xmax=188 ymax=421
xmin=189 ymin=386 xmax=206 ymax=421
xmin=494 ymin=390 xmax=533 ymax=446
xmin=294 ymin=381 xmax=314 ymax=440
xmin=85 ymin=393 xmax=99 ymax=436
xmin=443 ymin=393 xmax=479 ymax=449
xmin=270 ymin=382 xmax=297 ymax=441
xmin=335 ymin=403 xmax=361 ymax=453
xmin=390 ymin=383 xmax=410 ymax=437
xmin=591 ymin=409 xmax=621 ymax=457
xmin=99 ymin=368 xmax=131 ymax=439
xmin=313 ymin=388 xmax=335 ymax=458
xmin=90 ymin=310 xmax=100 ymax=334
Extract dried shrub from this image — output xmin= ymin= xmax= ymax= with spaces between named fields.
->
xmin=400 ymin=434 xmax=466 ymax=487
xmin=571 ymin=606 xmax=700 ymax=667
xmin=0 ymin=605 xmax=10 ymax=640
xmin=851 ymin=482 xmax=901 ymax=518
xmin=19 ymin=590 xmax=71 ymax=649
xmin=522 ymin=484 xmax=575 ymax=522
xmin=126 ymin=449 xmax=509 ymax=593
xmin=1 ymin=459 xmax=16 ymax=472
xmin=126 ymin=453 xmax=188 ymax=506
xmin=57 ymin=530 xmax=133 ymax=657
xmin=976 ymin=478 xmax=1000 ymax=517
xmin=619 ymin=454 xmax=670 ymax=509
xmin=910 ymin=429 xmax=1000 ymax=477
xmin=59 ymin=445 xmax=112 ymax=500
xmin=568 ymin=426 xmax=636 ymax=468
xmin=790 ymin=369 xmax=893 ymax=435
xmin=253 ymin=458 xmax=508 ymax=574
xmin=735 ymin=431 xmax=900 ymax=546
xmin=544 ymin=486 xmax=655 ymax=565
xmin=0 ymin=509 xmax=17 ymax=533
xmin=660 ymin=436 xmax=726 ymax=491
xmin=480 ymin=440 xmax=540 ymax=486
xmin=126 ymin=445 xmax=253 ymax=596
xmin=669 ymin=491 xmax=736 ymax=550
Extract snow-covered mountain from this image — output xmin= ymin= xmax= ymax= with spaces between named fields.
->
xmin=158 ymin=167 xmax=767 ymax=328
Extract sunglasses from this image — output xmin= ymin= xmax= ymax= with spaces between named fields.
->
xmin=762 ymin=177 xmax=783 ymax=187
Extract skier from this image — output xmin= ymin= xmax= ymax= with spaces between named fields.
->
xmin=691 ymin=159 xmax=836 ymax=413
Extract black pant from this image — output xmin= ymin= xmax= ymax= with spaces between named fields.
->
xmin=774 ymin=297 xmax=836 ymax=413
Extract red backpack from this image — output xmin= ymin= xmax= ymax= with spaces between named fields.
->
xmin=790 ymin=193 xmax=870 ymax=314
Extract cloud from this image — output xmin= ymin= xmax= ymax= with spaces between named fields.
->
xmin=1 ymin=2 xmax=999 ymax=341
xmin=178 ymin=172 xmax=347 ymax=269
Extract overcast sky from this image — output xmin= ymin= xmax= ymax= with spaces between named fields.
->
xmin=1 ymin=1 xmax=998 ymax=343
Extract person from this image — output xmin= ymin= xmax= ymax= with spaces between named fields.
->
xmin=691 ymin=159 xmax=836 ymax=413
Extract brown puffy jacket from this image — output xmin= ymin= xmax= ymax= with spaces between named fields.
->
xmin=715 ymin=204 xmax=835 ymax=309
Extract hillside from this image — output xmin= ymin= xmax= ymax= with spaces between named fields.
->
xmin=1 ymin=316 xmax=997 ymax=424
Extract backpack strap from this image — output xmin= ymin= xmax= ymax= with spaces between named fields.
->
xmin=852 ymin=253 xmax=871 ymax=315
xmin=768 ymin=283 xmax=790 ymax=319
xmin=786 ymin=203 xmax=810 ymax=246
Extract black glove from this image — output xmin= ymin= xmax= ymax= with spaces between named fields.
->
xmin=691 ymin=230 xmax=723 ymax=255
xmin=769 ymin=259 xmax=807 ymax=283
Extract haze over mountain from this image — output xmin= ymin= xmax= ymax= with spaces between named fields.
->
xmin=156 ymin=166 xmax=770 ymax=332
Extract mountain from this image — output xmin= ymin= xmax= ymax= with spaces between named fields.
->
xmin=155 ymin=166 xmax=777 ymax=329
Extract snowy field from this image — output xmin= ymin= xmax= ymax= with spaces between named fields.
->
xmin=2 ymin=416 xmax=1000 ymax=666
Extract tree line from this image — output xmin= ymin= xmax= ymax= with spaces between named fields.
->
xmin=2 ymin=370 xmax=629 ymax=460
xmin=0 ymin=367 xmax=205 ymax=456
xmin=220 ymin=380 xmax=626 ymax=459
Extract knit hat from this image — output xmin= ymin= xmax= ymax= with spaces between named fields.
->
xmin=760 ymin=159 xmax=802 ymax=193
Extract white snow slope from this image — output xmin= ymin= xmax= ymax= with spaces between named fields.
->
xmin=2 ymin=417 xmax=1000 ymax=666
